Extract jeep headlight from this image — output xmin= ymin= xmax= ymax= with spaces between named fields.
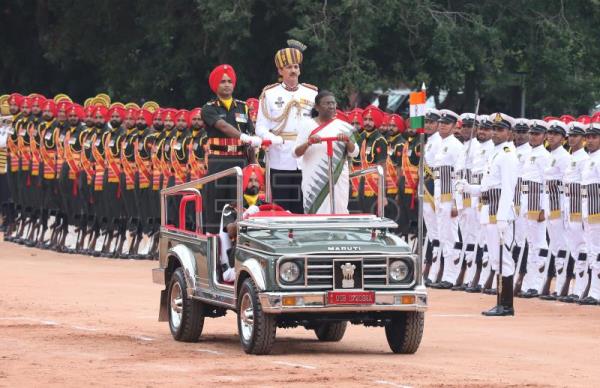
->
xmin=389 ymin=260 xmax=409 ymax=282
xmin=280 ymin=261 xmax=302 ymax=283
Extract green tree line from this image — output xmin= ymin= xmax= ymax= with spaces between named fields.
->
xmin=1 ymin=0 xmax=599 ymax=117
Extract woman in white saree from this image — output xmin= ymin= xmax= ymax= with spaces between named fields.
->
xmin=294 ymin=91 xmax=359 ymax=214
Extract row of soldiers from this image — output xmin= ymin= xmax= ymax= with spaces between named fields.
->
xmin=0 ymin=92 xmax=225 ymax=258
xmin=420 ymin=108 xmax=600 ymax=309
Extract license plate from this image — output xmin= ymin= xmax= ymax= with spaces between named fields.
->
xmin=327 ymin=291 xmax=375 ymax=305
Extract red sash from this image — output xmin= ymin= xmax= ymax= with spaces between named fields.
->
xmin=17 ymin=123 xmax=31 ymax=171
xmin=91 ymin=134 xmax=105 ymax=191
xmin=7 ymin=134 xmax=20 ymax=172
xmin=120 ymin=138 xmax=136 ymax=190
xmin=188 ymin=141 xmax=206 ymax=181
xmin=39 ymin=127 xmax=57 ymax=179
xmin=134 ymin=139 xmax=152 ymax=189
xmin=170 ymin=138 xmax=187 ymax=185
xmin=29 ymin=123 xmax=41 ymax=176
xmin=64 ymin=130 xmax=80 ymax=180
xmin=151 ymin=142 xmax=162 ymax=190
xmin=385 ymin=157 xmax=398 ymax=195
xmin=360 ymin=140 xmax=379 ymax=197
xmin=80 ymin=134 xmax=95 ymax=185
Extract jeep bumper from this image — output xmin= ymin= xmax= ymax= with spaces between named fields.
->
xmin=258 ymin=288 xmax=428 ymax=313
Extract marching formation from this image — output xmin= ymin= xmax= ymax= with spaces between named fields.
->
xmin=1 ymin=40 xmax=599 ymax=315
xmin=420 ymin=109 xmax=600 ymax=313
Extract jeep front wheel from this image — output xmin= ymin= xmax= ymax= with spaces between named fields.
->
xmin=385 ymin=311 xmax=424 ymax=354
xmin=314 ymin=322 xmax=347 ymax=342
xmin=168 ymin=267 xmax=204 ymax=342
xmin=237 ymin=278 xmax=276 ymax=355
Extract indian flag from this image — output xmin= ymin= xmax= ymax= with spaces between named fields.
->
xmin=409 ymin=91 xmax=426 ymax=130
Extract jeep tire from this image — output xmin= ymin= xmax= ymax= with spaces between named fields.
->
xmin=168 ymin=267 xmax=205 ymax=342
xmin=385 ymin=311 xmax=424 ymax=354
xmin=237 ymin=278 xmax=276 ymax=355
xmin=314 ymin=322 xmax=347 ymax=342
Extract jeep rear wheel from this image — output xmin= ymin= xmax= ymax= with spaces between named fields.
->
xmin=314 ymin=322 xmax=347 ymax=342
xmin=237 ymin=278 xmax=276 ymax=355
xmin=168 ymin=267 xmax=204 ymax=342
xmin=385 ymin=311 xmax=424 ymax=354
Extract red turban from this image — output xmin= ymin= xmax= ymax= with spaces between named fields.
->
xmin=347 ymin=108 xmax=364 ymax=127
xmin=190 ymin=107 xmax=202 ymax=119
xmin=21 ymin=97 xmax=32 ymax=109
xmin=389 ymin=114 xmax=406 ymax=133
xmin=138 ymin=109 xmax=154 ymax=126
xmin=335 ymin=110 xmax=349 ymax=123
xmin=109 ymin=106 xmax=125 ymax=121
xmin=208 ymin=64 xmax=237 ymax=94
xmin=243 ymin=164 xmax=265 ymax=191
xmin=176 ymin=109 xmax=190 ymax=126
xmin=31 ymin=95 xmax=46 ymax=108
xmin=161 ymin=108 xmax=177 ymax=122
xmin=94 ymin=106 xmax=109 ymax=121
xmin=42 ymin=100 xmax=57 ymax=116
xmin=8 ymin=93 xmax=24 ymax=107
xmin=362 ymin=105 xmax=384 ymax=128
xmin=56 ymin=101 xmax=72 ymax=115
xmin=124 ymin=108 xmax=139 ymax=120
xmin=67 ymin=104 xmax=85 ymax=120
xmin=84 ymin=105 xmax=96 ymax=119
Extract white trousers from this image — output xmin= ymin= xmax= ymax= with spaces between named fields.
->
xmin=485 ymin=222 xmax=515 ymax=277
xmin=460 ymin=207 xmax=480 ymax=285
xmin=438 ymin=201 xmax=462 ymax=284
xmin=568 ymin=220 xmax=588 ymax=297
xmin=521 ymin=218 xmax=548 ymax=292
xmin=584 ymin=220 xmax=600 ymax=300
xmin=423 ymin=201 xmax=441 ymax=279
xmin=547 ymin=217 xmax=569 ymax=294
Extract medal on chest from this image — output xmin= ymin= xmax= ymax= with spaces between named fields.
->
xmin=275 ymin=96 xmax=285 ymax=108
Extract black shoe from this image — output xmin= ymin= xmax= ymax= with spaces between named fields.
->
xmin=521 ymin=289 xmax=539 ymax=299
xmin=482 ymin=304 xmax=514 ymax=316
xmin=577 ymin=296 xmax=599 ymax=305
xmin=560 ymin=294 xmax=579 ymax=303
xmin=483 ymin=288 xmax=496 ymax=295
xmin=539 ymin=292 xmax=558 ymax=301
xmin=451 ymin=283 xmax=467 ymax=291
xmin=430 ymin=281 xmax=453 ymax=289
xmin=424 ymin=278 xmax=433 ymax=287
xmin=24 ymin=240 xmax=36 ymax=247
xmin=465 ymin=285 xmax=482 ymax=293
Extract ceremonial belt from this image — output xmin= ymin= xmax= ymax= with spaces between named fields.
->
xmin=481 ymin=188 xmax=501 ymax=224
xmin=29 ymin=124 xmax=41 ymax=176
xmin=134 ymin=140 xmax=151 ymax=189
xmin=63 ymin=131 xmax=80 ymax=180
xmin=170 ymin=139 xmax=187 ymax=186
xmin=39 ymin=129 xmax=57 ymax=180
xmin=461 ymin=169 xmax=472 ymax=207
xmin=433 ymin=165 xmax=453 ymax=202
xmin=280 ymin=133 xmax=297 ymax=141
xmin=523 ymin=180 xmax=542 ymax=219
xmin=207 ymin=138 xmax=245 ymax=156
xmin=120 ymin=140 xmax=137 ymax=190
xmin=584 ymin=184 xmax=600 ymax=223
xmin=545 ymin=179 xmax=562 ymax=219
xmin=105 ymin=133 xmax=121 ymax=183
xmin=0 ymin=148 xmax=6 ymax=174
xmin=7 ymin=136 xmax=20 ymax=172
xmin=565 ymin=183 xmax=582 ymax=221
xmin=91 ymin=134 xmax=105 ymax=191
xmin=188 ymin=141 xmax=206 ymax=181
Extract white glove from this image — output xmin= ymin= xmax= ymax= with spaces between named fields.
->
xmin=249 ymin=135 xmax=262 ymax=147
xmin=454 ymin=179 xmax=468 ymax=194
xmin=266 ymin=132 xmax=283 ymax=145
xmin=240 ymin=133 xmax=252 ymax=144
xmin=497 ymin=220 xmax=509 ymax=238
xmin=243 ymin=205 xmax=260 ymax=218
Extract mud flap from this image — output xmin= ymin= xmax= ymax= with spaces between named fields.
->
xmin=159 ymin=289 xmax=169 ymax=322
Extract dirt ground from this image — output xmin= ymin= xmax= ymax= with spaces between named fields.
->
xmin=1 ymin=237 xmax=599 ymax=388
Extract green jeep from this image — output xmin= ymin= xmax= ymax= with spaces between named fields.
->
xmin=152 ymin=166 xmax=427 ymax=355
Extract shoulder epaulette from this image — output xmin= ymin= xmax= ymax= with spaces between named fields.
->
xmin=206 ymin=100 xmax=217 ymax=106
xmin=262 ymin=83 xmax=279 ymax=92
xmin=301 ymin=83 xmax=318 ymax=91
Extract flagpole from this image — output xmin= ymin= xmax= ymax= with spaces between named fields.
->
xmin=417 ymin=83 xmax=426 ymax=285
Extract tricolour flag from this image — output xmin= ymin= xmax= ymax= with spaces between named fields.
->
xmin=409 ymin=91 xmax=426 ymax=130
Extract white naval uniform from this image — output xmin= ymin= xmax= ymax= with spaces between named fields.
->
xmin=455 ymin=138 xmax=481 ymax=285
xmin=564 ymin=148 xmax=589 ymax=297
xmin=468 ymin=141 xmax=519 ymax=277
xmin=520 ymin=144 xmax=551 ymax=293
xmin=432 ymin=134 xmax=463 ymax=284
xmin=472 ymin=139 xmax=495 ymax=288
xmin=581 ymin=149 xmax=600 ymax=300
xmin=256 ymin=82 xmax=317 ymax=213
xmin=512 ymin=142 xmax=532 ymax=280
xmin=544 ymin=145 xmax=571 ymax=295
xmin=423 ymin=132 xmax=442 ymax=279
xmin=255 ymin=82 xmax=317 ymax=169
